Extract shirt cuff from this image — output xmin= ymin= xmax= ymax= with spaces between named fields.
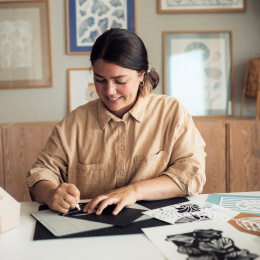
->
xmin=162 ymin=169 xmax=204 ymax=196
xmin=27 ymin=168 xmax=60 ymax=188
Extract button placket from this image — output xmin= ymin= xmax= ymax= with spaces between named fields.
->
xmin=115 ymin=120 xmax=127 ymax=188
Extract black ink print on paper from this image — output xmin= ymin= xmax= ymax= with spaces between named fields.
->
xmin=166 ymin=229 xmax=259 ymax=259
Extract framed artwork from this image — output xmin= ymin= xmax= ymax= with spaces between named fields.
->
xmin=66 ymin=0 xmax=136 ymax=55
xmin=163 ymin=31 xmax=233 ymax=117
xmin=0 ymin=0 xmax=52 ymax=90
xmin=158 ymin=0 xmax=246 ymax=13
xmin=68 ymin=68 xmax=98 ymax=112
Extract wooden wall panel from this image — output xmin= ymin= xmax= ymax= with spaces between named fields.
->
xmin=194 ymin=120 xmax=226 ymax=194
xmin=2 ymin=122 xmax=57 ymax=202
xmin=2 ymin=119 xmax=258 ymax=201
xmin=228 ymin=120 xmax=260 ymax=192
xmin=0 ymin=125 xmax=5 ymax=188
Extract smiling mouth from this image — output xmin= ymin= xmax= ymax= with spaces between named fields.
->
xmin=107 ymin=97 xmax=122 ymax=101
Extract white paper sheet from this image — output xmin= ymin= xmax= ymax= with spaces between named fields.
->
xmin=142 ymin=220 xmax=260 ymax=260
xmin=143 ymin=201 xmax=237 ymax=225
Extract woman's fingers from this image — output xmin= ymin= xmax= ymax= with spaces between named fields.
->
xmin=95 ymin=197 xmax=116 ymax=215
xmin=112 ymin=202 xmax=125 ymax=215
xmin=84 ymin=185 xmax=137 ymax=215
xmin=83 ymin=195 xmax=108 ymax=213
xmin=46 ymin=183 xmax=80 ymax=213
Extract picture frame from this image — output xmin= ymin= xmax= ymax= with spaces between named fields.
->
xmin=0 ymin=0 xmax=52 ymax=90
xmin=68 ymin=68 xmax=98 ymax=112
xmin=158 ymin=0 xmax=246 ymax=14
xmin=163 ymin=31 xmax=233 ymax=117
xmin=66 ymin=0 xmax=137 ymax=55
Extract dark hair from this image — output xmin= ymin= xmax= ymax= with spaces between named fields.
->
xmin=90 ymin=28 xmax=159 ymax=95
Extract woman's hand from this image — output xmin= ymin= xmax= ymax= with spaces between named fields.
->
xmin=83 ymin=175 xmax=187 ymax=216
xmin=83 ymin=184 xmax=138 ymax=215
xmin=30 ymin=181 xmax=80 ymax=214
xmin=44 ymin=183 xmax=80 ymax=213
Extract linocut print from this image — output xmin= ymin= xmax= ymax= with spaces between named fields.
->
xmin=142 ymin=220 xmax=260 ymax=260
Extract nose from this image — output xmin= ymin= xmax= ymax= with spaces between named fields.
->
xmin=105 ymin=82 xmax=116 ymax=95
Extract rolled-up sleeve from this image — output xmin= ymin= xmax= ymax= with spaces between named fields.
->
xmin=161 ymin=115 xmax=206 ymax=195
xmin=26 ymin=123 xmax=68 ymax=188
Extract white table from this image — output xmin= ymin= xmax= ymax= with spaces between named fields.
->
xmin=1 ymin=192 xmax=259 ymax=260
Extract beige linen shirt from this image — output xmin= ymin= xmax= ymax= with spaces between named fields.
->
xmin=27 ymin=94 xmax=206 ymax=198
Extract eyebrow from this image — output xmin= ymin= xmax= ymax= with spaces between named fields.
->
xmin=94 ymin=72 xmax=128 ymax=79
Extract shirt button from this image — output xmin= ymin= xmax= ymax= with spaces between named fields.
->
xmin=120 ymin=122 xmax=125 ymax=126
xmin=119 ymin=145 xmax=125 ymax=150
xmin=118 ymin=170 xmax=123 ymax=175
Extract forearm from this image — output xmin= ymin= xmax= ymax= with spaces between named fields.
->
xmin=30 ymin=180 xmax=80 ymax=213
xmin=132 ymin=175 xmax=187 ymax=202
xmin=29 ymin=180 xmax=58 ymax=205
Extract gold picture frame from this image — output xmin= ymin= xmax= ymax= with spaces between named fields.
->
xmin=68 ymin=68 xmax=98 ymax=112
xmin=163 ymin=30 xmax=233 ymax=117
xmin=158 ymin=0 xmax=246 ymax=14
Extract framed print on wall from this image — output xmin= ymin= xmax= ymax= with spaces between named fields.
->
xmin=0 ymin=0 xmax=52 ymax=90
xmin=66 ymin=0 xmax=136 ymax=55
xmin=163 ymin=31 xmax=233 ymax=117
xmin=158 ymin=0 xmax=246 ymax=13
xmin=68 ymin=68 xmax=98 ymax=112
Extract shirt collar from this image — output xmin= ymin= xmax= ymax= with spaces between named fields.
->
xmin=98 ymin=99 xmax=113 ymax=129
xmin=98 ymin=94 xmax=149 ymax=129
xmin=128 ymin=94 xmax=148 ymax=123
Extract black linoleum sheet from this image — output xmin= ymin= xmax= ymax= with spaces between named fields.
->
xmin=33 ymin=197 xmax=188 ymax=240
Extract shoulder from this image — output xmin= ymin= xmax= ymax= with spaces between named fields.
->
xmin=56 ymin=99 xmax=100 ymax=130
xmin=147 ymin=94 xmax=181 ymax=107
xmin=146 ymin=94 xmax=191 ymax=121
xmin=67 ymin=99 xmax=99 ymax=119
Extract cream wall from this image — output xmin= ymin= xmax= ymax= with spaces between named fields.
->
xmin=0 ymin=0 xmax=259 ymax=123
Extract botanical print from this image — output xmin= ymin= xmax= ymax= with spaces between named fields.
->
xmin=166 ymin=229 xmax=258 ymax=259
xmin=76 ymin=0 xmax=128 ymax=47
xmin=168 ymin=37 xmax=229 ymax=115
xmin=229 ymin=213 xmax=260 ymax=236
xmin=207 ymin=194 xmax=260 ymax=215
xmin=69 ymin=69 xmax=98 ymax=112
xmin=0 ymin=7 xmax=44 ymax=83
xmin=142 ymin=220 xmax=260 ymax=260
xmin=143 ymin=201 xmax=237 ymax=225
xmin=85 ymin=83 xmax=98 ymax=103
xmin=162 ymin=0 xmax=244 ymax=9
xmin=0 ymin=20 xmax=33 ymax=69
xmin=220 ymin=197 xmax=260 ymax=215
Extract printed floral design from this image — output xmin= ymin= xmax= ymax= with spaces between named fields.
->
xmin=91 ymin=0 xmax=110 ymax=16
xmin=143 ymin=201 xmax=237 ymax=225
xmin=76 ymin=0 xmax=127 ymax=47
xmin=235 ymin=217 xmax=260 ymax=233
xmin=236 ymin=200 xmax=260 ymax=213
xmin=0 ymin=20 xmax=33 ymax=69
xmin=175 ymin=204 xmax=201 ymax=213
xmin=166 ymin=229 xmax=259 ymax=259
xmin=110 ymin=0 xmax=122 ymax=8
xmin=175 ymin=215 xmax=210 ymax=224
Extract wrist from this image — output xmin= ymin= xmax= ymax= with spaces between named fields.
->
xmin=32 ymin=180 xmax=57 ymax=205
xmin=130 ymin=182 xmax=143 ymax=201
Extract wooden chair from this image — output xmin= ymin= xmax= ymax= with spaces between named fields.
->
xmin=240 ymin=53 xmax=260 ymax=120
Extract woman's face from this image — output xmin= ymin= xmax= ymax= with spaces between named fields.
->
xmin=93 ymin=59 xmax=145 ymax=118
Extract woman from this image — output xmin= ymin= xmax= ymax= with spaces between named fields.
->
xmin=27 ymin=28 xmax=206 ymax=215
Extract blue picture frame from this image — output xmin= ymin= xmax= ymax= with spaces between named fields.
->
xmin=163 ymin=31 xmax=233 ymax=117
xmin=66 ymin=0 xmax=136 ymax=54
